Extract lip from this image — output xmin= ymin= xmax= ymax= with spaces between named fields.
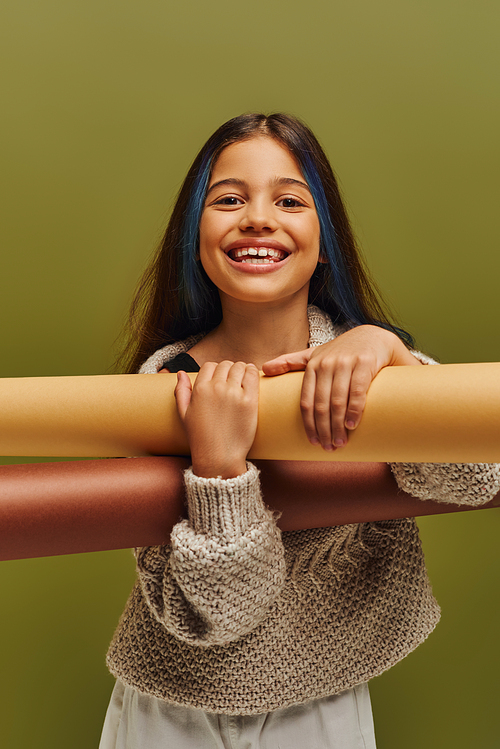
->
xmin=224 ymin=252 xmax=292 ymax=273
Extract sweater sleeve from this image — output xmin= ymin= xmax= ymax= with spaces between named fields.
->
xmin=389 ymin=349 xmax=500 ymax=505
xmin=389 ymin=462 xmax=500 ymax=506
xmin=134 ymin=462 xmax=286 ymax=647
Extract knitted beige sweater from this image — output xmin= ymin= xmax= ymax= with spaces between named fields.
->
xmin=106 ymin=307 xmax=500 ymax=714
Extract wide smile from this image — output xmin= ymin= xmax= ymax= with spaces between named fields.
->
xmin=227 ymin=246 xmax=289 ymax=264
xmin=224 ymin=245 xmax=292 ymax=274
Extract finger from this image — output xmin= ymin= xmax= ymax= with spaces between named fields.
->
xmin=326 ymin=365 xmax=353 ymax=447
xmin=299 ymin=365 xmax=321 ymax=446
xmin=195 ymin=361 xmax=218 ymax=384
xmin=211 ymin=360 xmax=235 ymax=382
xmin=344 ymin=365 xmax=374 ymax=430
xmin=262 ymin=349 xmax=312 ymax=376
xmin=309 ymin=362 xmax=349 ymax=449
xmin=226 ymin=361 xmax=248 ymax=386
xmin=242 ymin=363 xmax=260 ymax=395
xmin=174 ymin=370 xmax=193 ymax=420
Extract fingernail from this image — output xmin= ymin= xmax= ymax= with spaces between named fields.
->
xmin=334 ymin=438 xmax=344 ymax=447
xmin=324 ymin=444 xmax=334 ymax=451
xmin=346 ymin=420 xmax=356 ymax=429
xmin=310 ymin=437 xmax=320 ymax=446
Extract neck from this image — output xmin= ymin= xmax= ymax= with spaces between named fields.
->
xmin=191 ymin=296 xmax=311 ymax=370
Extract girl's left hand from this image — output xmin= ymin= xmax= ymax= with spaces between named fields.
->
xmin=262 ymin=325 xmax=421 ymax=451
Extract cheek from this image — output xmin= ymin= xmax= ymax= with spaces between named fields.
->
xmin=198 ymin=212 xmax=226 ymax=256
xmin=198 ymin=234 xmax=222 ymax=286
xmin=299 ymin=213 xmax=321 ymax=250
xmin=312 ymin=218 xmax=321 ymax=248
xmin=198 ymin=216 xmax=209 ymax=251
xmin=198 ymin=220 xmax=215 ymax=267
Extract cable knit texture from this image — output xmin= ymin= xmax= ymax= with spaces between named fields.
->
xmin=106 ymin=306 xmax=500 ymax=714
xmin=389 ymin=462 xmax=500 ymax=506
xmin=137 ymin=463 xmax=286 ymax=646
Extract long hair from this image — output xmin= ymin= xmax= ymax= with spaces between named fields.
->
xmin=118 ymin=113 xmax=412 ymax=373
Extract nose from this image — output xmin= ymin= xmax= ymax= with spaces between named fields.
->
xmin=238 ymin=199 xmax=278 ymax=232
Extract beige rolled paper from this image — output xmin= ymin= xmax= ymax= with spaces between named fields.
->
xmin=0 ymin=363 xmax=499 ymax=461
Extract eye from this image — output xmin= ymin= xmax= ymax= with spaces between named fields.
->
xmin=277 ymin=197 xmax=305 ymax=208
xmin=212 ymin=195 xmax=244 ymax=206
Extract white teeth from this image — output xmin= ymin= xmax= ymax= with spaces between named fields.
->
xmin=230 ymin=247 xmax=288 ymax=262
xmin=241 ymin=257 xmax=276 ymax=264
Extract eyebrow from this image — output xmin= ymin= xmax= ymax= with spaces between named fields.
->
xmin=205 ymin=177 xmax=311 ymax=196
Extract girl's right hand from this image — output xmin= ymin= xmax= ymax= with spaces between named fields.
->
xmin=174 ymin=361 xmax=260 ymax=479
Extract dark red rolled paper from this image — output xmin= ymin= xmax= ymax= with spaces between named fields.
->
xmin=1 ymin=458 xmax=498 ymax=561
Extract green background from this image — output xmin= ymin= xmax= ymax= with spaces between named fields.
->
xmin=1 ymin=1 xmax=499 ymax=746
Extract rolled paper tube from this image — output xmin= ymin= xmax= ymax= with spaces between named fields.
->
xmin=0 ymin=363 xmax=500 ymax=460
xmin=0 ymin=458 xmax=188 ymax=560
xmin=1 ymin=457 xmax=499 ymax=561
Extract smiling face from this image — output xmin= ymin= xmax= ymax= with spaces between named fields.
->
xmin=198 ymin=136 xmax=321 ymax=310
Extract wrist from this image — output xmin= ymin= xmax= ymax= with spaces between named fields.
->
xmin=192 ymin=458 xmax=249 ymax=480
xmin=390 ymin=335 xmax=422 ymax=366
xmin=397 ymin=348 xmax=422 ymax=366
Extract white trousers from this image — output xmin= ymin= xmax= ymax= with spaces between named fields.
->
xmin=99 ymin=680 xmax=376 ymax=749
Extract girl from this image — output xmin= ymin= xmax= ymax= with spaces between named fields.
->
xmin=100 ymin=114 xmax=500 ymax=748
